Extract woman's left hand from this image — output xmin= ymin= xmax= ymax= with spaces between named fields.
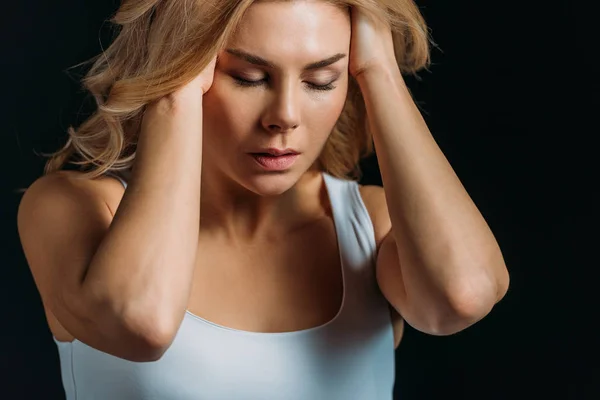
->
xmin=349 ymin=8 xmax=398 ymax=78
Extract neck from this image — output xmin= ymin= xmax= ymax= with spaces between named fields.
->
xmin=199 ymin=167 xmax=326 ymax=243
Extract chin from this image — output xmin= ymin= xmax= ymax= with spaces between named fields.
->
xmin=226 ymin=153 xmax=315 ymax=196
xmin=241 ymin=172 xmax=303 ymax=197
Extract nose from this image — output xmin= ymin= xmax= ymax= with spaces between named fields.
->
xmin=261 ymin=82 xmax=301 ymax=134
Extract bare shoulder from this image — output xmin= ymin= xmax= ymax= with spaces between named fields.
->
xmin=18 ymin=171 xmax=125 ymax=221
xmin=358 ymin=184 xmax=391 ymax=248
xmin=17 ymin=170 xmax=126 ymax=302
xmin=18 ymin=171 xmax=103 ymax=221
xmin=17 ymin=171 xmax=122 ymax=259
xmin=17 ymin=170 xmax=127 ymax=280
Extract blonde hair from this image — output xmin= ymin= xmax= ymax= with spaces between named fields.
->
xmin=43 ymin=0 xmax=433 ymax=181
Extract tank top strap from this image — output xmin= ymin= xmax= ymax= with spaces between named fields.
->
xmin=322 ymin=173 xmax=379 ymax=296
xmin=105 ymin=170 xmax=129 ymax=189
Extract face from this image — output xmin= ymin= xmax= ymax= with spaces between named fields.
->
xmin=202 ymin=0 xmax=351 ymax=196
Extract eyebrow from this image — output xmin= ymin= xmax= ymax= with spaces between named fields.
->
xmin=225 ymin=48 xmax=347 ymax=70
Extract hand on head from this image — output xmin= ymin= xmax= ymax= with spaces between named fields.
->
xmin=170 ymin=56 xmax=218 ymax=105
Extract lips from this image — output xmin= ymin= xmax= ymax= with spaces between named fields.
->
xmin=251 ymin=148 xmax=299 ymax=157
xmin=249 ymin=152 xmax=299 ymax=171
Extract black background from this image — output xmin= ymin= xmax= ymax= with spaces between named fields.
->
xmin=1 ymin=1 xmax=595 ymax=399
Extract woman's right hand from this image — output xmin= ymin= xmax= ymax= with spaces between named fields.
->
xmin=169 ymin=56 xmax=217 ymax=105
xmin=144 ymin=55 xmax=216 ymax=120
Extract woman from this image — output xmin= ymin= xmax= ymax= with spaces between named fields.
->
xmin=17 ymin=0 xmax=509 ymax=399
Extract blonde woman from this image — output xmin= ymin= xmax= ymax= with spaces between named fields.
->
xmin=17 ymin=0 xmax=509 ymax=398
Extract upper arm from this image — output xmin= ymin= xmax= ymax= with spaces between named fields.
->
xmin=17 ymin=173 xmax=115 ymax=342
xmin=18 ymin=173 xmax=174 ymax=361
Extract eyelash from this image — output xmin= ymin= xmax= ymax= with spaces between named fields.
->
xmin=233 ymin=76 xmax=336 ymax=91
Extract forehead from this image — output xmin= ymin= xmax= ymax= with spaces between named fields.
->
xmin=228 ymin=1 xmax=351 ymax=61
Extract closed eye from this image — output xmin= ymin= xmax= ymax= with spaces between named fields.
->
xmin=307 ymin=82 xmax=336 ymax=91
xmin=233 ymin=76 xmax=266 ymax=88
xmin=232 ymin=76 xmax=337 ymax=91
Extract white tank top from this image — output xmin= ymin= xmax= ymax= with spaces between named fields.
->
xmin=53 ymin=172 xmax=395 ymax=399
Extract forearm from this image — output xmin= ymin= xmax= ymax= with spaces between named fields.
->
xmin=357 ymin=66 xmax=508 ymax=317
xmin=82 ymin=98 xmax=203 ymax=339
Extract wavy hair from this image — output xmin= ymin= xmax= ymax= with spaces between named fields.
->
xmin=43 ymin=0 xmax=433 ymax=181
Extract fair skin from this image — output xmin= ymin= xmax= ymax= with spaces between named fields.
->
xmin=196 ymin=1 xmax=508 ymax=335
xmin=190 ymin=1 xmax=405 ymax=341
xmin=17 ymin=0 xmax=507 ymax=362
xmin=199 ymin=0 xmax=350 ymax=237
xmin=350 ymin=9 xmax=509 ymax=334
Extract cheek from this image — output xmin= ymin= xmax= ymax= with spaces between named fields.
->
xmin=305 ymin=86 xmax=348 ymax=139
xmin=202 ymin=77 xmax=258 ymax=143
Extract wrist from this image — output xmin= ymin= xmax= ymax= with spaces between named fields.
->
xmin=355 ymin=63 xmax=405 ymax=90
xmin=150 ymin=93 xmax=203 ymax=117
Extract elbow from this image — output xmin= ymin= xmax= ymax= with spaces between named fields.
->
xmin=64 ymin=289 xmax=178 ymax=362
xmin=112 ymin=339 xmax=170 ymax=363
xmin=120 ymin=312 xmax=179 ymax=362
xmin=411 ymin=275 xmax=510 ymax=336
xmin=411 ymin=303 xmax=490 ymax=337
xmin=127 ymin=325 xmax=174 ymax=362
xmin=92 ymin=300 xmax=180 ymax=362
xmin=425 ymin=295 xmax=494 ymax=336
xmin=68 ymin=310 xmax=176 ymax=363
xmin=88 ymin=313 xmax=177 ymax=362
xmin=436 ymin=262 xmax=510 ymax=335
xmin=496 ymin=265 xmax=510 ymax=303
xmin=131 ymin=345 xmax=170 ymax=363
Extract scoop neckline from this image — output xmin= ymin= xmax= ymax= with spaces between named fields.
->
xmin=53 ymin=172 xmax=349 ymax=343
xmin=184 ymin=172 xmax=347 ymax=337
